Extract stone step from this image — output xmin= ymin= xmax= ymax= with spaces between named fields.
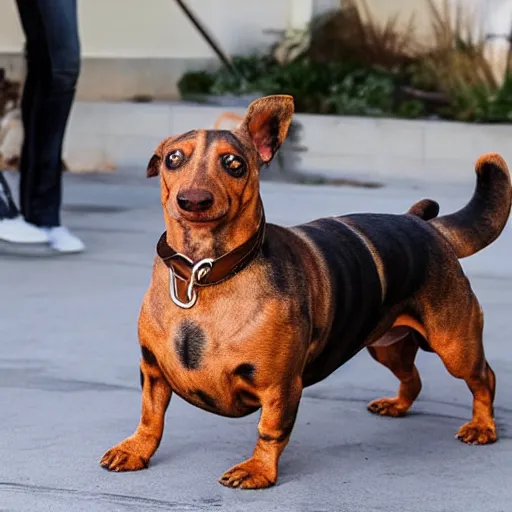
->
xmin=2 ymin=100 xmax=512 ymax=184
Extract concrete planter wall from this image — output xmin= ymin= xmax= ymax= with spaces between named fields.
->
xmin=50 ymin=101 xmax=512 ymax=183
xmin=287 ymin=113 xmax=512 ymax=184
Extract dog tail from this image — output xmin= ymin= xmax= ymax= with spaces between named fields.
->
xmin=430 ymin=152 xmax=512 ymax=258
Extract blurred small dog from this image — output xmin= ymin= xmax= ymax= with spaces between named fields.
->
xmin=101 ymin=95 xmax=512 ymax=489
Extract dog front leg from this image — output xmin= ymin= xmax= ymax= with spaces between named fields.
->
xmin=220 ymin=378 xmax=302 ymax=489
xmin=100 ymin=358 xmax=172 ymax=471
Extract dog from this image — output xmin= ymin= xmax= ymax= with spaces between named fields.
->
xmin=100 ymin=95 xmax=512 ymax=489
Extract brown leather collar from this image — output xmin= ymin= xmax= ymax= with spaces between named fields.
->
xmin=156 ymin=211 xmax=266 ymax=288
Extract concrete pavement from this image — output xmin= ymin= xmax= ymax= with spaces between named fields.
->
xmin=1 ymin=167 xmax=511 ymax=512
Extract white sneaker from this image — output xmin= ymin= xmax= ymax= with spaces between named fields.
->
xmin=0 ymin=215 xmax=49 ymax=244
xmin=44 ymin=226 xmax=85 ymax=253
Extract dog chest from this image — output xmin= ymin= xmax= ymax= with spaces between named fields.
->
xmin=147 ymin=289 xmax=294 ymax=418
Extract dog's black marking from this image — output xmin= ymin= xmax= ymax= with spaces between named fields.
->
xmin=210 ymin=217 xmax=228 ymax=257
xmin=259 ymin=402 xmax=298 ymax=443
xmin=192 ymin=389 xmax=218 ymax=410
xmin=297 ymin=218 xmax=382 ymax=385
xmin=177 ymin=218 xmax=204 ymax=258
xmin=205 ymin=130 xmax=246 ymax=156
xmin=344 ymin=214 xmax=431 ymax=305
xmin=259 ymin=431 xmax=291 ymax=443
xmin=141 ymin=346 xmax=158 ymax=366
xmin=139 ymin=369 xmax=145 ymax=389
xmin=293 ymin=214 xmax=432 ymax=387
xmin=181 ymin=222 xmax=192 ymax=250
xmin=147 ymin=375 xmax=158 ymax=405
xmin=299 ymin=296 xmax=311 ymax=333
xmin=237 ymin=389 xmax=259 ymax=406
xmin=234 ymin=363 xmax=256 ymax=383
xmin=261 ymin=226 xmax=303 ymax=295
xmin=175 ymin=320 xmax=206 ymax=370
xmin=172 ymin=130 xmax=197 ymax=144
xmin=312 ymin=327 xmax=322 ymax=340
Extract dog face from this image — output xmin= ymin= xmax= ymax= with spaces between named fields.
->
xmin=147 ymin=95 xmax=294 ymax=227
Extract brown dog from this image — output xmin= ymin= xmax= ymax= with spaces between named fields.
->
xmin=100 ymin=95 xmax=512 ymax=489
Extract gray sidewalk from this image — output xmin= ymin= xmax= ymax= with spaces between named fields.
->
xmin=1 ymin=168 xmax=511 ymax=512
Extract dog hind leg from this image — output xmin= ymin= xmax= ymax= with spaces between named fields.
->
xmin=426 ymin=295 xmax=496 ymax=444
xmin=367 ymin=329 xmax=422 ymax=417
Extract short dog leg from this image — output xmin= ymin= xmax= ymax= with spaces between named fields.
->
xmin=367 ymin=332 xmax=422 ymax=417
xmin=219 ymin=379 xmax=302 ymax=489
xmin=100 ymin=359 xmax=172 ymax=471
xmin=429 ymin=298 xmax=496 ymax=444
xmin=438 ymin=352 xmax=497 ymax=444
xmin=454 ymin=362 xmax=496 ymax=444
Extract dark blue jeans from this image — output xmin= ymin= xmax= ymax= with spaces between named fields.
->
xmin=15 ymin=0 xmax=81 ymax=227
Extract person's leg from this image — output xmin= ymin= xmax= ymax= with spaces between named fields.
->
xmin=15 ymin=0 xmax=84 ymax=252
xmin=0 ymin=70 xmax=47 ymax=244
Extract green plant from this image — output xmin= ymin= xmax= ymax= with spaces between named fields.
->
xmin=449 ymin=73 xmax=512 ymax=122
xmin=486 ymin=74 xmax=512 ymax=121
xmin=177 ymin=71 xmax=214 ymax=97
xmin=396 ymin=99 xmax=426 ymax=119
xmin=325 ymin=69 xmax=396 ymax=116
xmin=411 ymin=0 xmax=498 ymax=97
xmin=209 ymin=55 xmax=280 ymax=95
xmin=176 ymin=0 xmax=512 ymax=124
xmin=308 ymin=0 xmax=417 ymax=69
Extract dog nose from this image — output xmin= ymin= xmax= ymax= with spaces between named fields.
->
xmin=177 ymin=189 xmax=214 ymax=212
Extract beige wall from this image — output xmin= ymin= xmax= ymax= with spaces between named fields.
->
xmin=1 ymin=0 xmax=511 ymax=100
xmin=2 ymin=0 xmax=510 ymax=59
xmin=364 ymin=0 xmax=511 ymax=81
xmin=0 ymin=1 xmax=23 ymax=53
xmin=0 ymin=0 xmax=312 ymax=58
xmin=0 ymin=0 xmax=321 ymax=100
xmin=363 ymin=0 xmax=510 ymax=38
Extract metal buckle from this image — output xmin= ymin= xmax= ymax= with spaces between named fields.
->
xmin=168 ymin=257 xmax=214 ymax=309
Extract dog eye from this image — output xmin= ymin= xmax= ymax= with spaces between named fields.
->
xmin=221 ymin=154 xmax=246 ymax=177
xmin=165 ymin=150 xmax=185 ymax=170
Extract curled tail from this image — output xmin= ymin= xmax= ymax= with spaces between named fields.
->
xmin=431 ymin=152 xmax=512 ymax=258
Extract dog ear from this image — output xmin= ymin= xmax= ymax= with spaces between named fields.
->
xmin=147 ymin=140 xmax=166 ymax=178
xmin=146 ymin=154 xmax=161 ymax=178
xmin=240 ymin=95 xmax=294 ymax=163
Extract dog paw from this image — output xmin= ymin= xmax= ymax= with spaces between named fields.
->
xmin=367 ymin=397 xmax=408 ymax=417
xmin=219 ymin=459 xmax=276 ymax=489
xmin=456 ymin=422 xmax=497 ymax=445
xmin=100 ymin=447 xmax=148 ymax=472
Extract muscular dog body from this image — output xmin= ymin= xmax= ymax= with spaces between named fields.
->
xmin=101 ymin=95 xmax=512 ymax=489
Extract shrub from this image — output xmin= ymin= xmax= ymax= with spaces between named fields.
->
xmin=177 ymin=0 xmax=512 ymax=123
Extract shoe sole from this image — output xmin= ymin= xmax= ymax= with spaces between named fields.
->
xmin=0 ymin=240 xmax=85 ymax=257
xmin=0 ymin=239 xmax=55 ymax=257
xmin=50 ymin=247 xmax=86 ymax=254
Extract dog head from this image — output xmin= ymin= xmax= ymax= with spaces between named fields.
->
xmin=147 ymin=95 xmax=294 ymax=258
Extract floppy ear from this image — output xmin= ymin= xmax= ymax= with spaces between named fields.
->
xmin=239 ymin=95 xmax=294 ymax=163
xmin=146 ymin=154 xmax=161 ymax=178
xmin=146 ymin=141 xmax=164 ymax=178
